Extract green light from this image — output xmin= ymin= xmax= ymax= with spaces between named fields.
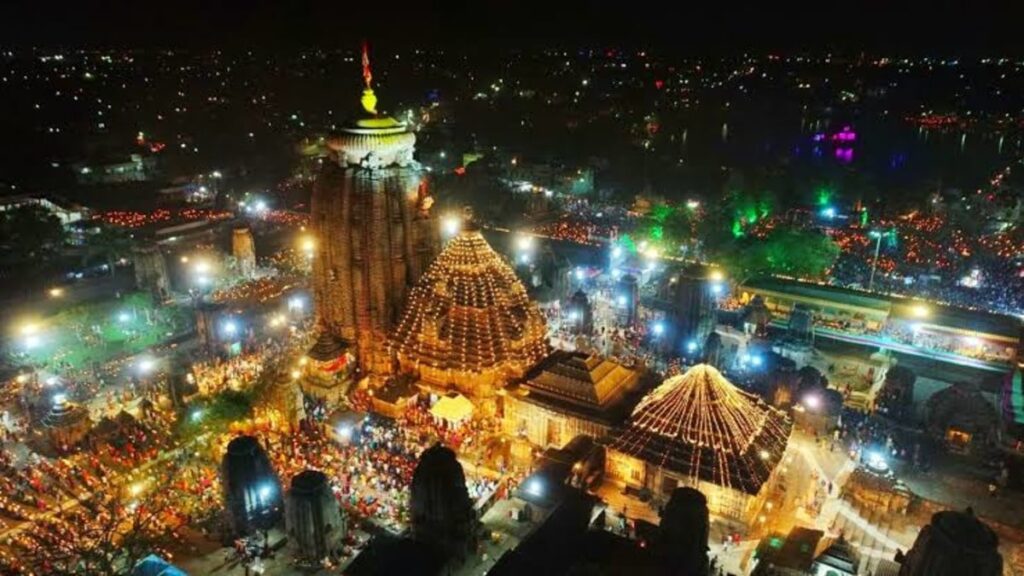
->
xmin=860 ymin=208 xmax=869 ymax=227
xmin=816 ymin=188 xmax=832 ymax=206
xmin=649 ymin=225 xmax=664 ymax=241
xmin=731 ymin=219 xmax=744 ymax=238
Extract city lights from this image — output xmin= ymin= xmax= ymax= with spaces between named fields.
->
xmin=442 ymin=215 xmax=461 ymax=237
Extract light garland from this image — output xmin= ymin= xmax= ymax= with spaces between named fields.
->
xmin=391 ymin=229 xmax=548 ymax=392
xmin=611 ymin=364 xmax=791 ymax=494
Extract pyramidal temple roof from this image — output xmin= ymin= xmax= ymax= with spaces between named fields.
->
xmin=391 ymin=229 xmax=548 ymax=386
xmin=610 ymin=364 xmax=791 ymax=494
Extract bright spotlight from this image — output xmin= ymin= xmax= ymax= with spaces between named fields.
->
xmin=338 ymin=425 xmax=353 ymax=441
xmin=194 ymin=260 xmax=211 ymax=274
xmin=866 ymin=451 xmax=888 ymax=472
xmin=53 ymin=393 xmax=67 ymax=405
xmin=48 ymin=287 xmax=64 ymax=298
xmin=758 ymin=450 xmax=771 ymax=461
xmin=442 ymin=215 xmax=461 ymax=237
xmin=223 ymin=320 xmax=238 ymax=336
xmin=516 ymin=235 xmax=534 ymax=251
xmin=24 ymin=335 xmax=41 ymax=349
xmin=191 ymin=409 xmax=204 ymax=423
xmin=709 ymin=269 xmax=724 ymax=282
xmin=257 ymin=484 xmax=274 ymax=501
xmin=288 ymin=296 xmax=304 ymax=311
xmin=574 ymin=268 xmax=585 ymax=280
xmin=611 ymin=246 xmax=623 ymax=259
xmin=911 ymin=303 xmax=930 ymax=319
xmin=44 ymin=376 xmax=58 ymax=386
xmin=803 ymin=394 xmax=821 ymax=410
xmin=254 ymin=200 xmax=268 ymax=212
xmin=616 ymin=295 xmax=627 ymax=307
xmin=118 ymin=312 xmax=131 ymax=323
xmin=710 ymin=283 xmax=724 ymax=295
xmin=652 ymin=322 xmax=665 ymax=336
xmin=686 ymin=340 xmax=698 ymax=353
xmin=301 ymin=237 xmax=315 ymax=252
xmin=750 ymin=355 xmax=764 ymax=367
xmin=821 ymin=206 xmax=836 ymax=219
xmin=19 ymin=323 xmax=39 ymax=337
xmin=525 ymin=478 xmax=544 ymax=498
xmin=138 ymin=358 xmax=155 ymax=374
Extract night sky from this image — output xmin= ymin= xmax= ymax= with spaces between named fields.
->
xmin=2 ymin=0 xmax=1022 ymax=53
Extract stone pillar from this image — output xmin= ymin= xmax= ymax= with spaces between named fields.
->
xmin=286 ymin=470 xmax=346 ymax=562
xmin=132 ymin=244 xmax=169 ymax=299
xmin=232 ymin=226 xmax=257 ymax=278
xmin=657 ymin=487 xmax=710 ymax=576
xmin=899 ymin=508 xmax=1002 ymax=576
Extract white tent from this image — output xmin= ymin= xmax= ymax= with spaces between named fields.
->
xmin=430 ymin=393 xmax=474 ymax=425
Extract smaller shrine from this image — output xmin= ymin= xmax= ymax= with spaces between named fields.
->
xmin=38 ymin=394 xmax=92 ymax=453
xmin=299 ymin=332 xmax=355 ymax=406
xmin=286 ymin=469 xmax=347 ymax=563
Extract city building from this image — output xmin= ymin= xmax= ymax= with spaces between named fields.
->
xmin=310 ymin=48 xmax=438 ymax=375
xmin=73 ymin=153 xmax=157 ymax=184
xmin=390 ymin=224 xmax=548 ymax=402
xmin=606 ymin=364 xmax=792 ymax=522
xmin=0 ymin=194 xmax=87 ymax=226
xmin=503 ymin=350 xmax=640 ymax=448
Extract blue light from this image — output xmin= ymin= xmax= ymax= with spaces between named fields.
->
xmin=821 ymin=207 xmax=836 ymax=219
xmin=652 ymin=322 xmax=665 ymax=336
xmin=686 ymin=340 xmax=698 ymax=353
xmin=750 ymin=355 xmax=764 ymax=367
xmin=710 ymin=283 xmax=724 ymax=295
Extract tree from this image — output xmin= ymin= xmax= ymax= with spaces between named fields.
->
xmin=0 ymin=204 xmax=67 ymax=264
xmin=86 ymin=224 xmax=134 ymax=278
xmin=716 ymin=227 xmax=840 ymax=284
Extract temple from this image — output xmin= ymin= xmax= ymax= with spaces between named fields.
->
xmin=310 ymin=44 xmax=438 ymax=375
xmin=606 ymin=364 xmax=792 ymax=522
xmin=390 ymin=221 xmax=549 ymax=400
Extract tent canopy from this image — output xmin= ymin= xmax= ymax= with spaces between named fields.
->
xmin=430 ymin=393 xmax=474 ymax=425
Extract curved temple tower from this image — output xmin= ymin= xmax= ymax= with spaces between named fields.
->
xmin=311 ymin=45 xmax=438 ymax=374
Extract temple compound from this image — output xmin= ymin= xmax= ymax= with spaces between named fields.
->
xmin=606 ymin=364 xmax=792 ymax=522
xmin=310 ymin=46 xmax=438 ymax=375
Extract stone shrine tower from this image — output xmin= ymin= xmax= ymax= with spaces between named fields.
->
xmin=232 ymin=226 xmax=257 ymax=278
xmin=311 ymin=44 xmax=438 ymax=375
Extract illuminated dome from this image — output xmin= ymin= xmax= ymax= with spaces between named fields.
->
xmin=391 ymin=228 xmax=549 ymax=396
xmin=610 ymin=364 xmax=791 ymax=494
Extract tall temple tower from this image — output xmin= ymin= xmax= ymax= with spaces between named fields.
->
xmin=311 ymin=44 xmax=438 ymax=375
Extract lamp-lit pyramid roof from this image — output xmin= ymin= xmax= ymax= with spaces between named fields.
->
xmin=610 ymin=364 xmax=791 ymax=494
xmin=391 ymin=228 xmax=548 ymax=389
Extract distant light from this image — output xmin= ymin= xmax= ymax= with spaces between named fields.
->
xmin=518 ymin=253 xmax=531 ymax=264
xmin=254 ymin=200 xmax=268 ymax=212
xmin=516 ymin=235 xmax=534 ymax=251
xmin=652 ymin=322 xmax=665 ymax=336
xmin=910 ymin=322 xmax=923 ymax=333
xmin=338 ymin=425 xmax=353 ymax=441
xmin=48 ymin=287 xmax=64 ymax=298
xmin=709 ymin=270 xmax=724 ymax=282
xmin=53 ymin=393 xmax=67 ymax=405
xmin=24 ymin=335 xmax=41 ymax=349
xmin=180 ymin=255 xmax=189 ymax=263
xmin=710 ymin=282 xmax=724 ymax=295
xmin=617 ymin=295 xmax=627 ymax=307
xmin=759 ymin=450 xmax=771 ymax=461
xmin=191 ymin=409 xmax=204 ymax=423
xmin=288 ymin=296 xmax=304 ymax=311
xmin=301 ymin=237 xmax=315 ymax=252
xmin=45 ymin=376 xmax=58 ymax=386
xmin=611 ymin=246 xmax=623 ymax=259
xmin=138 ymin=358 xmax=155 ymax=374
xmin=129 ymin=483 xmax=144 ymax=497
xmin=194 ymin=260 xmax=211 ymax=274
xmin=118 ymin=312 xmax=131 ymax=323
xmin=223 ymin=320 xmax=238 ymax=336
xmin=750 ymin=355 xmax=763 ymax=367
xmin=574 ymin=268 xmax=585 ymax=280
xmin=821 ymin=207 xmax=836 ymax=219
xmin=19 ymin=323 xmax=39 ymax=336
xmin=686 ymin=340 xmax=698 ymax=353
xmin=568 ymin=310 xmax=580 ymax=321
xmin=195 ymin=275 xmax=211 ymax=286
xmin=963 ymin=335 xmax=982 ymax=347
xmin=291 ymin=369 xmax=301 ymax=380
xmin=911 ymin=303 xmax=930 ymax=319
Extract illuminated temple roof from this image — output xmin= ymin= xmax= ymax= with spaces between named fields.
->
xmin=610 ymin=364 xmax=792 ymax=495
xmin=391 ymin=228 xmax=548 ymax=393
xmin=518 ymin=350 xmax=639 ymax=420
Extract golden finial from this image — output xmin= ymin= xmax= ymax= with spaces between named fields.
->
xmin=360 ymin=41 xmax=377 ymax=115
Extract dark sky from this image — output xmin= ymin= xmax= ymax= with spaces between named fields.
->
xmin=2 ymin=0 xmax=1022 ymax=53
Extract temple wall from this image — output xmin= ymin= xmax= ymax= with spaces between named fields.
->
xmin=503 ymin=396 xmax=612 ymax=448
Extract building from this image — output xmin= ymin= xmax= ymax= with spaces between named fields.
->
xmin=310 ymin=48 xmax=438 ymax=375
xmin=231 ymin=226 xmax=257 ymax=278
xmin=606 ymin=364 xmax=792 ymax=522
xmin=504 ymin=350 xmax=640 ymax=448
xmin=391 ymin=224 xmax=548 ymax=401
xmin=298 ymin=332 xmax=355 ymax=406
xmin=0 ymin=194 xmax=87 ymax=226
xmin=73 ymin=153 xmax=156 ymax=184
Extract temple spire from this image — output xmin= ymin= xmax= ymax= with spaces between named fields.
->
xmin=360 ymin=41 xmax=378 ymax=115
